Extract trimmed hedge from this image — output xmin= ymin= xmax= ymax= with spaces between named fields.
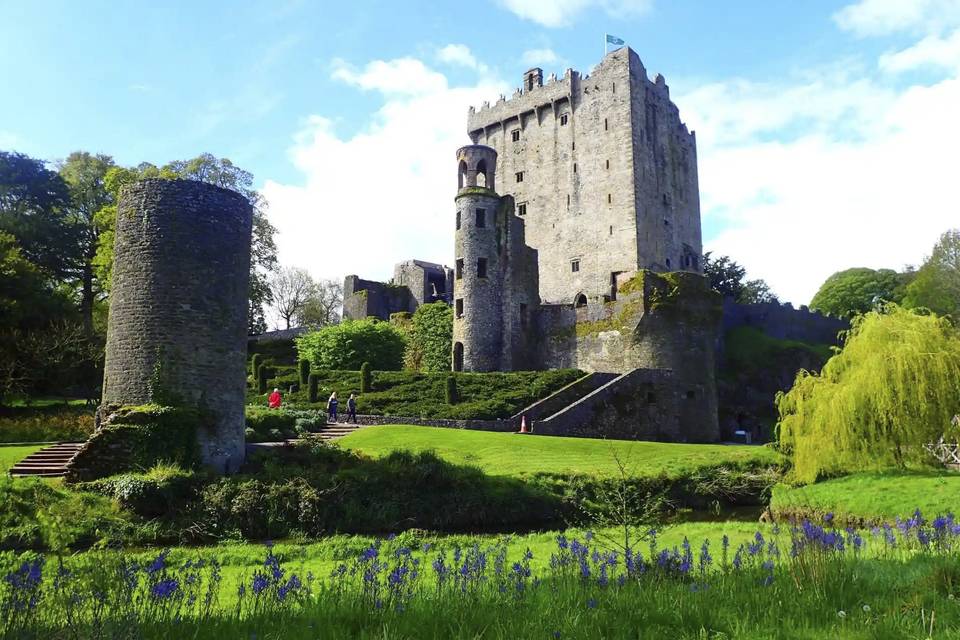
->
xmin=245 ymin=406 xmax=327 ymax=442
xmin=248 ymin=368 xmax=585 ymax=420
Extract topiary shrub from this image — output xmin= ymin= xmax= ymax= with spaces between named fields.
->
xmin=360 ymin=362 xmax=372 ymax=393
xmin=251 ymin=353 xmax=261 ymax=378
xmin=257 ymin=364 xmax=273 ymax=395
xmin=308 ymin=373 xmax=319 ymax=403
xmin=445 ymin=375 xmax=458 ymax=405
xmin=298 ymin=358 xmax=310 ymax=386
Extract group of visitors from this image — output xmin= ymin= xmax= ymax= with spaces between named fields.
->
xmin=266 ymin=388 xmax=357 ymax=424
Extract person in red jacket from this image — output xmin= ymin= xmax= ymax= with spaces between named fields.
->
xmin=268 ymin=388 xmax=282 ymax=409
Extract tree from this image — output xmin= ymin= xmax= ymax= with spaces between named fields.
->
xmin=406 ymin=302 xmax=453 ymax=373
xmin=809 ymin=268 xmax=907 ymax=318
xmin=297 ymin=278 xmax=343 ymax=328
xmin=702 ymin=252 xmax=779 ymax=304
xmin=903 ymin=229 xmax=960 ymax=318
xmin=776 ymin=305 xmax=960 ymax=483
xmin=0 ymin=151 xmax=78 ymax=280
xmin=295 ymin=320 xmax=406 ymax=371
xmin=270 ymin=266 xmax=316 ymax=330
xmin=58 ymin=152 xmax=116 ymax=333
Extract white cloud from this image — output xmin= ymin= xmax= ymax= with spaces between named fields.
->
xmin=261 ymin=57 xmax=507 ymax=289
xmin=497 ymin=0 xmax=652 ymax=28
xmin=879 ymin=29 xmax=960 ymax=72
xmin=679 ymin=68 xmax=960 ymax=305
xmin=437 ymin=44 xmax=478 ymax=69
xmin=331 ymin=57 xmax=449 ymax=96
xmin=521 ymin=48 xmax=559 ymax=67
xmin=833 ymin=0 xmax=960 ymax=36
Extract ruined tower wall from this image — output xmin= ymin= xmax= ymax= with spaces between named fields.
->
xmin=467 ymin=47 xmax=701 ymax=305
xmin=103 ymin=179 xmax=253 ymax=472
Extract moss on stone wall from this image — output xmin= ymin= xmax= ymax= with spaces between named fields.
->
xmin=574 ymin=298 xmax=643 ymax=338
xmin=455 ymin=186 xmax=497 ymax=199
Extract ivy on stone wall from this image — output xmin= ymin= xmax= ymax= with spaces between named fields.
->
xmin=407 ymin=302 xmax=453 ymax=373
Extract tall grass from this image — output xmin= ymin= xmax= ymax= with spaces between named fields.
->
xmin=3 ymin=511 xmax=959 ymax=639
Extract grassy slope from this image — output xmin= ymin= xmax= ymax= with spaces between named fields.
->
xmin=338 ymin=425 xmax=778 ymax=478
xmin=771 ymin=471 xmax=960 ymax=521
xmin=0 ymin=444 xmax=43 ymax=472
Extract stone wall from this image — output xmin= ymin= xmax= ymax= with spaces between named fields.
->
xmin=342 ymin=275 xmax=414 ymax=321
xmin=102 ymin=179 xmax=252 ymax=473
xmin=534 ymin=368 xmax=682 ymax=441
xmin=722 ymin=298 xmax=848 ymax=345
xmin=509 ymin=371 xmax=618 ymax=421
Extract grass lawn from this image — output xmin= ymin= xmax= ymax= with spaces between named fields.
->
xmin=338 ymin=425 xmax=779 ymax=478
xmin=771 ymin=470 xmax=960 ymax=521
xmin=0 ymin=444 xmax=44 ymax=472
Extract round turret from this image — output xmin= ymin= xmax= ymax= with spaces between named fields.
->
xmin=452 ymin=145 xmax=503 ymax=372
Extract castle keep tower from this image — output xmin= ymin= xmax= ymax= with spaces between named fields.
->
xmin=452 ymin=145 xmax=503 ymax=372
xmin=467 ymin=47 xmax=702 ymax=306
xmin=102 ymin=179 xmax=253 ymax=473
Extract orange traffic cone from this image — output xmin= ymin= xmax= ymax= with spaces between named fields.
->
xmin=520 ymin=415 xmax=530 ymax=433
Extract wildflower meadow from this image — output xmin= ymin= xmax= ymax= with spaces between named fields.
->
xmin=3 ymin=511 xmax=960 ymax=639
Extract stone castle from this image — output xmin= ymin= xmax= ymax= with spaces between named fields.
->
xmin=344 ymin=47 xmax=844 ymax=443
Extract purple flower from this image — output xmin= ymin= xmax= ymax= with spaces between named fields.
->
xmin=150 ymin=578 xmax=179 ymax=600
xmin=586 ymin=598 xmax=597 ymax=609
xmin=252 ymin=574 xmax=270 ymax=595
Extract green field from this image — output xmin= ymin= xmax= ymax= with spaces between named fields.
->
xmin=0 ymin=444 xmax=43 ymax=472
xmin=338 ymin=425 xmax=780 ymax=478
xmin=771 ymin=471 xmax=960 ymax=522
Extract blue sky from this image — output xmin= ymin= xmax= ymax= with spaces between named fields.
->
xmin=3 ymin=0 xmax=959 ymax=311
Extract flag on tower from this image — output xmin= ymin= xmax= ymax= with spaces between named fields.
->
xmin=606 ymin=34 xmax=625 ymax=46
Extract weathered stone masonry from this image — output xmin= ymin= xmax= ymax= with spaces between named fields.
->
xmin=102 ymin=179 xmax=253 ymax=473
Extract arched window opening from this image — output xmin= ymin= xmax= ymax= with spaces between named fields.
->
xmin=476 ymin=159 xmax=487 ymax=188
xmin=574 ymin=293 xmax=588 ymax=308
xmin=458 ymin=160 xmax=469 ymax=189
xmin=453 ymin=342 xmax=464 ymax=372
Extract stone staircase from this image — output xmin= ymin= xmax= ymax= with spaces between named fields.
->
xmin=9 ymin=442 xmax=84 ymax=478
xmin=315 ymin=422 xmax=363 ymax=441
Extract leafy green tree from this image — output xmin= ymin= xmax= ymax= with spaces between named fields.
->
xmin=903 ymin=229 xmax=960 ymax=318
xmin=702 ymin=252 xmax=779 ymax=304
xmin=295 ymin=320 xmax=406 ymax=371
xmin=808 ymin=267 xmax=908 ymax=318
xmin=777 ymin=305 xmax=960 ymax=483
xmin=0 ymin=151 xmax=79 ymax=280
xmin=58 ymin=152 xmax=117 ymax=332
xmin=407 ymin=302 xmax=453 ymax=373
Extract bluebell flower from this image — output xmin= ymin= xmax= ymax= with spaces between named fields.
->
xmin=252 ymin=574 xmax=270 ymax=595
xmin=150 ymin=578 xmax=179 ymax=600
xmin=587 ymin=598 xmax=597 ymax=609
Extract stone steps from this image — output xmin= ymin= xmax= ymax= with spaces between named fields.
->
xmin=10 ymin=443 xmax=84 ymax=478
xmin=315 ymin=423 xmax=362 ymax=440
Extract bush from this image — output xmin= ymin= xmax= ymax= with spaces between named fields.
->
xmin=360 ymin=362 xmax=372 ymax=393
xmin=256 ymin=364 xmax=270 ymax=394
xmin=0 ymin=406 xmax=94 ymax=443
xmin=296 ymin=320 xmax=406 ymax=371
xmin=298 ymin=358 xmax=310 ymax=385
xmin=245 ymin=406 xmax=326 ymax=442
xmin=406 ymin=302 xmax=452 ymax=372
xmin=445 ymin=375 xmax=458 ymax=405
xmin=250 ymin=353 xmax=261 ymax=378
xmin=77 ymin=463 xmax=201 ymax=519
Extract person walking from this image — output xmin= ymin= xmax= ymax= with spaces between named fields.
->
xmin=327 ymin=391 xmax=339 ymax=423
xmin=347 ymin=393 xmax=357 ymax=423
xmin=268 ymin=388 xmax=282 ymax=409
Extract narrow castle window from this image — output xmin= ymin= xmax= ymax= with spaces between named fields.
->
xmin=455 ymin=258 xmax=464 ymax=279
xmin=604 ymin=118 xmax=608 ymax=131
xmin=566 ymin=194 xmax=570 ymax=209
xmin=666 ymin=258 xmax=672 ymax=268
xmin=572 ymin=141 xmax=575 ymax=151
xmin=560 ymin=113 xmax=569 ymax=126
xmin=612 ymin=82 xmax=616 ymax=94
xmin=687 ymin=390 xmax=696 ymax=400
xmin=515 ymin=171 xmax=524 ymax=183
xmin=609 ymin=225 xmax=613 ymax=235
xmin=518 ymin=202 xmax=527 ymax=216
xmin=456 ymin=210 xmax=461 ymax=230
xmin=571 ymin=259 xmax=580 ymax=273
xmin=476 ymin=208 xmax=486 ymax=228
xmin=607 ymin=194 xmax=612 ymax=204
xmin=455 ymin=298 xmax=464 ymax=318
xmin=477 ymin=258 xmax=488 ymax=279
xmin=520 ymin=303 xmax=528 ymax=329
xmin=646 ymin=391 xmax=656 ymax=404
xmin=573 ymin=162 xmax=577 ymax=173
xmin=606 ymin=159 xmax=610 ymax=170
xmin=511 ymin=129 xmax=521 ymax=142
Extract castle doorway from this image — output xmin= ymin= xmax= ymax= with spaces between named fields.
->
xmin=574 ymin=293 xmax=587 ymax=308
xmin=453 ymin=342 xmax=464 ymax=372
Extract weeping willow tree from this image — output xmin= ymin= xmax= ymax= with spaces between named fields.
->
xmin=777 ymin=305 xmax=960 ymax=484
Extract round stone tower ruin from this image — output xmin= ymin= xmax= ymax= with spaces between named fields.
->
xmin=452 ymin=145 xmax=504 ymax=372
xmin=102 ymin=179 xmax=253 ymax=473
